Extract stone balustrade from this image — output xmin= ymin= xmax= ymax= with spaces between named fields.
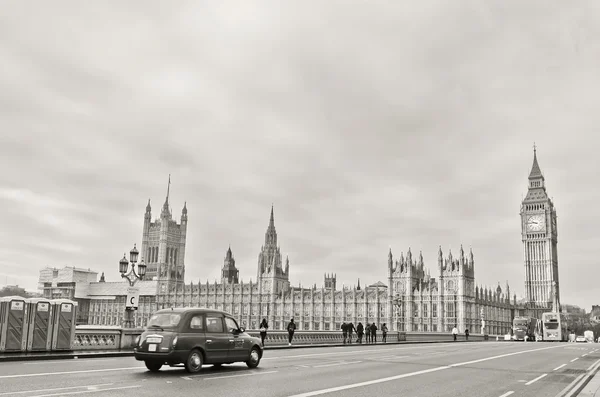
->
xmin=71 ymin=326 xmax=492 ymax=351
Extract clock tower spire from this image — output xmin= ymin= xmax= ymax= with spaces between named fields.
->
xmin=520 ymin=146 xmax=560 ymax=318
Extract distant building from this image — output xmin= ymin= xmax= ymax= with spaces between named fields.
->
xmin=590 ymin=305 xmax=600 ymax=325
xmin=0 ymin=285 xmax=39 ymax=298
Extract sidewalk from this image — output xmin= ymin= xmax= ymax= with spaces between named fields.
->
xmin=575 ymin=367 xmax=600 ymax=397
xmin=556 ymin=356 xmax=600 ymax=397
xmin=0 ymin=339 xmax=471 ymax=362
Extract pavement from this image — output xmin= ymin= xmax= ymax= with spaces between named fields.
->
xmin=1 ymin=342 xmax=599 ymax=397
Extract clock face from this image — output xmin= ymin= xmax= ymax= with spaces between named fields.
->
xmin=527 ymin=215 xmax=546 ymax=231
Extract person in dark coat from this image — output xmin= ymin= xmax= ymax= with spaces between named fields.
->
xmin=356 ymin=322 xmax=364 ymax=344
xmin=287 ymin=318 xmax=296 ymax=346
xmin=346 ymin=322 xmax=356 ymax=344
xmin=365 ymin=323 xmax=371 ymax=343
xmin=259 ymin=318 xmax=268 ymax=347
xmin=370 ymin=323 xmax=378 ymax=343
xmin=341 ymin=322 xmax=348 ymax=344
xmin=465 ymin=328 xmax=469 ymax=341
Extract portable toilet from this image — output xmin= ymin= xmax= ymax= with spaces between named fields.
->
xmin=51 ymin=299 xmax=78 ymax=351
xmin=0 ymin=296 xmax=29 ymax=352
xmin=25 ymin=298 xmax=54 ymax=352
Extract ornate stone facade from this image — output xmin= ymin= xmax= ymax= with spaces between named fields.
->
xmin=155 ymin=207 xmax=516 ymax=335
xmin=520 ymin=147 xmax=560 ymax=318
xmin=141 ymin=176 xmax=187 ymax=284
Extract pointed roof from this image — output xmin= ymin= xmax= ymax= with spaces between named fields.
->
xmin=269 ymin=204 xmax=274 ymax=226
xmin=161 ymin=174 xmax=171 ymax=217
xmin=528 ymin=145 xmax=543 ymax=179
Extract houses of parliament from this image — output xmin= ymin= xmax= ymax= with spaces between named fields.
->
xmin=39 ymin=149 xmax=560 ymax=335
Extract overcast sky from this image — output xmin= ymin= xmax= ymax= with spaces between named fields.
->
xmin=0 ymin=1 xmax=598 ymax=310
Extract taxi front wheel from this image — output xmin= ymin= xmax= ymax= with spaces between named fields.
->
xmin=246 ymin=347 xmax=261 ymax=368
xmin=185 ymin=349 xmax=204 ymax=373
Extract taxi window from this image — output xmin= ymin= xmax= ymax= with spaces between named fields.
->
xmin=206 ymin=316 xmax=224 ymax=333
xmin=224 ymin=317 xmax=239 ymax=333
xmin=189 ymin=315 xmax=204 ymax=330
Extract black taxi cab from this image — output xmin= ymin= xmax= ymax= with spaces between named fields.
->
xmin=133 ymin=307 xmax=263 ymax=373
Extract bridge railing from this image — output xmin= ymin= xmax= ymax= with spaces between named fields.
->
xmin=71 ymin=327 xmax=493 ymax=351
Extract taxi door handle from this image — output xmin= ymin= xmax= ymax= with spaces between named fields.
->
xmin=206 ymin=340 xmax=212 ymax=344
xmin=229 ymin=340 xmax=235 ymax=343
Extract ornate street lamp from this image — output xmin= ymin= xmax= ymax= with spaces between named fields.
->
xmin=118 ymin=244 xmax=146 ymax=328
xmin=119 ymin=244 xmax=146 ymax=286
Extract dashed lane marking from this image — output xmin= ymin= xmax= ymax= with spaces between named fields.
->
xmin=554 ymin=364 xmax=567 ymax=371
xmin=499 ymin=392 xmax=514 ymax=397
xmin=525 ymin=374 xmax=547 ymax=386
xmin=571 ymin=358 xmax=579 ymax=362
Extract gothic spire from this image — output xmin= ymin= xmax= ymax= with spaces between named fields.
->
xmin=162 ymin=175 xmax=171 ymax=217
xmin=269 ymin=204 xmax=275 ymax=227
xmin=528 ymin=144 xmax=543 ymax=180
xmin=146 ymin=199 xmax=151 ymax=213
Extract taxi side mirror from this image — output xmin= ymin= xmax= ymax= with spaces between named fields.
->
xmin=239 ymin=327 xmax=245 ymax=333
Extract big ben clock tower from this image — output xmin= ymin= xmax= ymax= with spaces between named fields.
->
xmin=520 ymin=146 xmax=560 ymax=318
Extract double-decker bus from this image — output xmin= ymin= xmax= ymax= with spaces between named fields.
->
xmin=541 ymin=312 xmax=568 ymax=341
xmin=512 ymin=317 xmax=537 ymax=341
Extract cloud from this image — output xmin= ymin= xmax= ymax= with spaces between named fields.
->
xmin=0 ymin=1 xmax=599 ymax=311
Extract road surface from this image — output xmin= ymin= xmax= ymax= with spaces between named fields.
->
xmin=1 ymin=342 xmax=598 ymax=397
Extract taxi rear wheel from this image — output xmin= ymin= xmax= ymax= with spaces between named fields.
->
xmin=246 ymin=347 xmax=261 ymax=369
xmin=185 ymin=349 xmax=203 ymax=373
xmin=145 ymin=360 xmax=163 ymax=372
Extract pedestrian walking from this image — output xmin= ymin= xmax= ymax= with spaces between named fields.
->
xmin=365 ymin=324 xmax=371 ymax=343
xmin=465 ymin=328 xmax=469 ymax=341
xmin=259 ymin=318 xmax=268 ymax=347
xmin=381 ymin=323 xmax=388 ymax=343
xmin=287 ymin=318 xmax=296 ymax=346
xmin=347 ymin=322 xmax=356 ymax=344
xmin=370 ymin=323 xmax=378 ymax=343
xmin=341 ymin=322 xmax=348 ymax=344
xmin=356 ymin=322 xmax=364 ymax=344
xmin=452 ymin=325 xmax=458 ymax=341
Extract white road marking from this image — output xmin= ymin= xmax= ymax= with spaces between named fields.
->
xmin=525 ymin=374 xmax=547 ymax=385
xmin=553 ymin=364 xmax=566 ymax=371
xmin=314 ymin=362 xmax=346 ymax=368
xmin=29 ymin=385 xmax=141 ymax=397
xmin=499 ymin=392 xmax=514 ymax=397
xmin=0 ymin=384 xmax=114 ymax=395
xmin=583 ymin=354 xmax=588 ymax=357
xmin=314 ymin=361 xmax=362 ymax=368
xmin=181 ymin=377 xmax=193 ymax=380
xmin=296 ymin=365 xmax=310 ymax=368
xmin=205 ymin=370 xmax=278 ymax=380
xmin=0 ymin=366 xmax=144 ymax=379
xmin=571 ymin=358 xmax=579 ymax=362
xmin=286 ymin=345 xmax=563 ymax=397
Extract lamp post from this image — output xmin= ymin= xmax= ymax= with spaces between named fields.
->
xmin=118 ymin=244 xmax=146 ymax=328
